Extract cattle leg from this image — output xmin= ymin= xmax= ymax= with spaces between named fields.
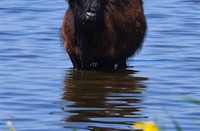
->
xmin=69 ymin=54 xmax=81 ymax=69
xmin=117 ymin=58 xmax=127 ymax=70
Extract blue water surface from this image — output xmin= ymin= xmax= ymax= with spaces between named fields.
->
xmin=0 ymin=0 xmax=199 ymax=131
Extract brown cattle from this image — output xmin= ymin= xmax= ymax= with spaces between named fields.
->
xmin=62 ymin=0 xmax=147 ymax=70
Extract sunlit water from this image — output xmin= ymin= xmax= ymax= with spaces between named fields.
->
xmin=0 ymin=0 xmax=199 ymax=131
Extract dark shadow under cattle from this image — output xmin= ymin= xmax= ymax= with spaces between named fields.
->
xmin=61 ymin=0 xmax=147 ymax=70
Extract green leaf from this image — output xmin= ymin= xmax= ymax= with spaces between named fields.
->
xmin=72 ymin=127 xmax=77 ymax=131
xmin=170 ymin=116 xmax=182 ymax=131
xmin=183 ymin=97 xmax=200 ymax=105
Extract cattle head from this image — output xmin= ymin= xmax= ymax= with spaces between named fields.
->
xmin=68 ymin=0 xmax=107 ymax=27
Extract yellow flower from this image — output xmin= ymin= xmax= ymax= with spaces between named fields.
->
xmin=6 ymin=121 xmax=15 ymax=131
xmin=134 ymin=121 xmax=159 ymax=131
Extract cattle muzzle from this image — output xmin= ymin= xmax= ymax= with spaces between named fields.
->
xmin=84 ymin=5 xmax=97 ymax=21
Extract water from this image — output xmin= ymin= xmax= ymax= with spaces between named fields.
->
xmin=0 ymin=0 xmax=199 ymax=131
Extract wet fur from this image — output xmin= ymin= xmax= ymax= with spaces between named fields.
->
xmin=62 ymin=0 xmax=147 ymax=70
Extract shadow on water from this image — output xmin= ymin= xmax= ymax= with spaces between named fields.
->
xmin=61 ymin=69 xmax=149 ymax=130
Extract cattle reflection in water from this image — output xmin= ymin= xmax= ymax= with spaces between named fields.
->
xmin=61 ymin=69 xmax=148 ymax=130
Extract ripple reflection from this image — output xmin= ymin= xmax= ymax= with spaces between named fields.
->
xmin=61 ymin=69 xmax=148 ymax=130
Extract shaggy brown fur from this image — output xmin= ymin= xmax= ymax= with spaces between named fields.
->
xmin=62 ymin=0 xmax=147 ymax=70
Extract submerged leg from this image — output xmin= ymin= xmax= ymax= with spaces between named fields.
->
xmin=69 ymin=54 xmax=81 ymax=69
xmin=117 ymin=58 xmax=127 ymax=70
